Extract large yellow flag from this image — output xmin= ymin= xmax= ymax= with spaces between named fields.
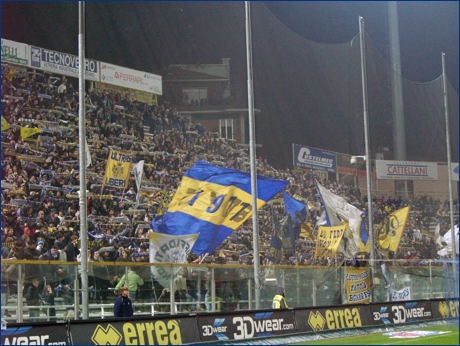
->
xmin=1 ymin=117 xmax=10 ymax=131
xmin=375 ymin=206 xmax=410 ymax=256
xmin=20 ymin=126 xmax=41 ymax=139
xmin=103 ymin=149 xmax=132 ymax=189
xmin=315 ymin=222 xmax=347 ymax=258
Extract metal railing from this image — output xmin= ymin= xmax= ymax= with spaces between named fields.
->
xmin=1 ymin=259 xmax=458 ymax=323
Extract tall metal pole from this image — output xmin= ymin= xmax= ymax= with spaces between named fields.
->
xmin=359 ymin=16 xmax=375 ymax=300
xmin=441 ymin=52 xmax=458 ymax=295
xmin=388 ymin=1 xmax=408 ymax=198
xmin=245 ymin=1 xmax=261 ymax=309
xmin=78 ymin=1 xmax=89 ymax=319
xmin=388 ymin=1 xmax=406 ymax=160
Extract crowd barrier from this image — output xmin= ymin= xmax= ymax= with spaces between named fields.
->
xmin=1 ymin=297 xmax=457 ymax=345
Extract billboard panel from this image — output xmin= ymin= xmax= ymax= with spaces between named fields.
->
xmin=376 ymin=160 xmax=438 ymax=180
xmin=369 ymin=300 xmax=432 ymax=325
xmin=197 ymin=310 xmax=296 ymax=342
xmin=430 ymin=298 xmax=459 ymax=320
xmin=70 ymin=316 xmax=200 ymax=345
xmin=30 ymin=46 xmax=99 ymax=81
xmin=1 ymin=38 xmax=29 ymax=65
xmin=293 ymin=144 xmax=336 ymax=173
xmin=2 ymin=323 xmax=69 ymax=345
xmin=100 ymin=62 xmax=162 ymax=95
xmin=295 ymin=304 xmax=372 ymax=332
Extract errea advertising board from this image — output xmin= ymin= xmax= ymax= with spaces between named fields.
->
xmin=30 ymin=46 xmax=99 ymax=81
xmin=1 ymin=38 xmax=29 ymax=65
xmin=376 ymin=160 xmax=438 ymax=180
xmin=293 ymin=144 xmax=336 ymax=173
xmin=100 ymin=62 xmax=162 ymax=95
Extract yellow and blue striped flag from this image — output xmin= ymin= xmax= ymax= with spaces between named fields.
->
xmin=151 ymin=160 xmax=289 ymax=255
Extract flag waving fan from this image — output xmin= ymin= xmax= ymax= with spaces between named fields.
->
xmin=151 ymin=160 xmax=289 ymax=255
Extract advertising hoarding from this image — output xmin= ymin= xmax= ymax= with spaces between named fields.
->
xmin=376 ymin=160 xmax=438 ymax=180
xmin=293 ymin=144 xmax=336 ymax=173
xmin=2 ymin=324 xmax=69 ymax=345
xmin=295 ymin=304 xmax=372 ymax=332
xmin=197 ymin=310 xmax=296 ymax=342
xmin=30 ymin=46 xmax=99 ymax=81
xmin=369 ymin=300 xmax=432 ymax=325
xmin=1 ymin=38 xmax=29 ymax=66
xmin=100 ymin=62 xmax=162 ymax=95
xmin=70 ymin=317 xmax=200 ymax=345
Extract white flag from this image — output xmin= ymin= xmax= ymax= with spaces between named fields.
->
xmin=85 ymin=138 xmax=92 ymax=168
xmin=316 ymin=181 xmax=350 ymax=226
xmin=133 ymin=160 xmax=144 ymax=192
xmin=149 ymin=232 xmax=199 ymax=288
xmin=316 ymin=181 xmax=368 ymax=256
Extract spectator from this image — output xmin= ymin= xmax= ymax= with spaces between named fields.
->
xmin=25 ymin=278 xmax=42 ymax=322
xmin=41 ymin=284 xmax=56 ymax=320
xmin=113 ymin=286 xmax=133 ymax=317
xmin=114 ymin=266 xmax=144 ymax=303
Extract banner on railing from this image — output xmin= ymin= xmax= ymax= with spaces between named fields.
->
xmin=345 ymin=266 xmax=371 ymax=304
xmin=391 ymin=286 xmax=411 ymax=301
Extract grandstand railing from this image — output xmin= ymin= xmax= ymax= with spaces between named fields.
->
xmin=1 ymin=259 xmax=457 ymax=323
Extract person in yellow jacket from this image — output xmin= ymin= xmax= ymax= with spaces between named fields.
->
xmin=114 ymin=267 xmax=144 ymax=302
xmin=272 ymin=286 xmax=288 ymax=309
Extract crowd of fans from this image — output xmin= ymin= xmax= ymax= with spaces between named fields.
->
xmin=1 ymin=64 xmax=458 ymax=314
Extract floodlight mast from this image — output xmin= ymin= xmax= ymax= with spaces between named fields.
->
xmin=441 ymin=52 xmax=458 ymax=296
xmin=78 ymin=1 xmax=89 ymax=320
xmin=359 ymin=16 xmax=376 ymax=301
xmin=245 ymin=1 xmax=261 ymax=310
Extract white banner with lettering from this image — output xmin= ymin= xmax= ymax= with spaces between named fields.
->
xmin=100 ymin=62 xmax=162 ymax=95
xmin=391 ymin=286 xmax=411 ymax=301
xmin=1 ymin=38 xmax=29 ymax=66
xmin=376 ymin=160 xmax=438 ymax=180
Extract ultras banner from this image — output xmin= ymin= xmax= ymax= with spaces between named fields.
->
xmin=103 ymin=149 xmax=132 ymax=189
xmin=197 ymin=310 xmax=296 ymax=342
xmin=345 ymin=266 xmax=371 ymax=304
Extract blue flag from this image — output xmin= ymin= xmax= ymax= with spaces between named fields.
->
xmin=283 ymin=191 xmax=307 ymax=239
xmin=151 ymin=160 xmax=289 ymax=255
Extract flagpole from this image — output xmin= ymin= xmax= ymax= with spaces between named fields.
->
xmin=78 ymin=1 xmax=89 ymax=319
xmin=359 ymin=16 xmax=376 ymax=300
xmin=441 ymin=52 xmax=458 ymax=295
xmin=245 ymin=1 xmax=261 ymax=309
